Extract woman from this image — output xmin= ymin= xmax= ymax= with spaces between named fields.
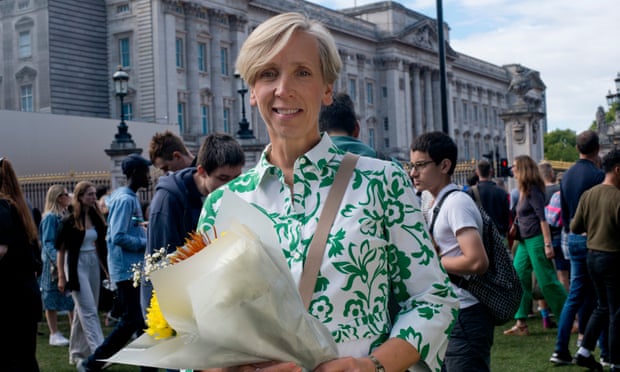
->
xmin=57 ymin=181 xmax=107 ymax=365
xmin=40 ymin=184 xmax=75 ymax=346
xmin=197 ymin=13 xmax=458 ymax=372
xmin=504 ymin=155 xmax=567 ymax=336
xmin=0 ymin=157 xmax=42 ymax=371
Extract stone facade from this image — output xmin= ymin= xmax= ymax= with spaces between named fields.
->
xmin=0 ymin=0 xmax=547 ymax=163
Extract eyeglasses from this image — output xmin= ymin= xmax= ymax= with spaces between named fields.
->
xmin=404 ymin=160 xmax=435 ymax=172
xmin=58 ymin=193 xmax=69 ymax=198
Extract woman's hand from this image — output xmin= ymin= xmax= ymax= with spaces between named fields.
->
xmin=314 ymin=357 xmax=374 ymax=372
xmin=57 ymin=275 xmax=67 ymax=293
xmin=544 ymin=245 xmax=554 ymax=259
xmin=198 ymin=361 xmax=301 ymax=372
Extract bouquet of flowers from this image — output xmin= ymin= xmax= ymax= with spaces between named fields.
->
xmin=106 ymin=191 xmax=338 ymax=370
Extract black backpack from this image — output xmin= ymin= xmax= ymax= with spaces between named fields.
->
xmin=430 ymin=189 xmax=522 ymax=325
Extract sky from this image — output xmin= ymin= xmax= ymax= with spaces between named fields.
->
xmin=306 ymin=0 xmax=620 ymax=133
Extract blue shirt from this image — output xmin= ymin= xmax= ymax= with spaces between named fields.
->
xmin=106 ymin=186 xmax=147 ymax=283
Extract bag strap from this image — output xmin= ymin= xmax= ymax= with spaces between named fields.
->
xmin=299 ymin=153 xmax=359 ymax=310
xmin=429 ymin=188 xmax=459 ymax=236
xmin=471 ymin=185 xmax=482 ymax=208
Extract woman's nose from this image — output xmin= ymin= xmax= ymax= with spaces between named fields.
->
xmin=274 ymin=75 xmax=293 ymax=97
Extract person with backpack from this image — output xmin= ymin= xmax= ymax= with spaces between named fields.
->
xmin=141 ymin=133 xmax=245 ymax=314
xmin=467 ymin=159 xmax=510 ymax=237
xmin=410 ymin=132 xmax=492 ymax=372
xmin=503 ymin=155 xmax=567 ymax=337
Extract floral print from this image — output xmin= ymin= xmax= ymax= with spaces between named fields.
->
xmin=197 ymin=135 xmax=458 ymax=371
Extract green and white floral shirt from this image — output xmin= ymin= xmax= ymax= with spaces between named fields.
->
xmin=197 ymin=134 xmax=458 ymax=371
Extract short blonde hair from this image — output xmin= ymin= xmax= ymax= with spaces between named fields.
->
xmin=236 ymin=12 xmax=342 ymax=86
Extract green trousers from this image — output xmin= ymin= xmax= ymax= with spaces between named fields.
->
xmin=513 ymin=234 xmax=567 ymax=319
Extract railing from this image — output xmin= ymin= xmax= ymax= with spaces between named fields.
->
xmin=19 ymin=171 xmax=153 ymax=212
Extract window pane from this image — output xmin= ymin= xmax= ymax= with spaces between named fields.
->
xmin=177 ymin=103 xmax=185 ymax=132
xmin=21 ymin=85 xmax=33 ymax=112
xmin=176 ymin=38 xmax=184 ymax=68
xmin=220 ymin=47 xmax=228 ymax=76
xmin=119 ymin=38 xmax=130 ymax=67
xmin=201 ymin=105 xmax=209 ymax=134
xmin=123 ymin=102 xmax=133 ymax=121
xmin=348 ymin=78 xmax=356 ymax=101
xmin=366 ymin=82 xmax=374 ymax=105
xmin=198 ymin=43 xmax=206 ymax=72
xmin=19 ymin=31 xmax=31 ymax=58
xmin=223 ymin=107 xmax=230 ymax=132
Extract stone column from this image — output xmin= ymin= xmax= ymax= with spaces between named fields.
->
xmin=412 ymin=65 xmax=423 ymax=137
xmin=423 ymin=67 xmax=433 ymax=132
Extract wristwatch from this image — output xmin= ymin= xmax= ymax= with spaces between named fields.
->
xmin=369 ymin=355 xmax=386 ymax=372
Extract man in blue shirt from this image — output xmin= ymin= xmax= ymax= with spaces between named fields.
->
xmin=550 ymin=130 xmax=606 ymax=368
xmin=80 ymin=153 xmax=152 ymax=372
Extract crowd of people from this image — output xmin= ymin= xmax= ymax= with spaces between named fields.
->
xmin=1 ymin=11 xmax=619 ymax=372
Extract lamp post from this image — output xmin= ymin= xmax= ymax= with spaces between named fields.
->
xmin=234 ymin=73 xmax=254 ymax=139
xmin=606 ymin=73 xmax=620 ymax=149
xmin=112 ymin=66 xmax=133 ymax=144
xmin=606 ymin=72 xmax=620 ymax=107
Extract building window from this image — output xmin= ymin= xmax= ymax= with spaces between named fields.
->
xmin=117 ymin=3 xmax=130 ymax=13
xmin=223 ymin=107 xmax=230 ymax=132
xmin=384 ymin=138 xmax=390 ymax=148
xmin=21 ymin=85 xmax=33 ymax=112
xmin=368 ymin=128 xmax=375 ymax=149
xmin=464 ymin=141 xmax=470 ymax=160
xmin=382 ymin=86 xmax=387 ymax=98
xmin=123 ymin=102 xmax=133 ymax=121
xmin=462 ymin=102 xmax=468 ymax=123
xmin=176 ymin=38 xmax=184 ymax=68
xmin=177 ymin=103 xmax=185 ymax=132
xmin=366 ymin=82 xmax=374 ymax=105
xmin=220 ymin=47 xmax=229 ymax=76
xmin=383 ymin=117 xmax=389 ymax=131
xmin=201 ymin=105 xmax=209 ymax=134
xmin=348 ymin=78 xmax=357 ymax=101
xmin=198 ymin=43 xmax=207 ymax=72
xmin=474 ymin=141 xmax=480 ymax=160
xmin=18 ymin=31 xmax=31 ymax=58
xmin=119 ymin=38 xmax=130 ymax=67
xmin=473 ymin=105 xmax=478 ymax=122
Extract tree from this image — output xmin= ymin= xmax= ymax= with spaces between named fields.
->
xmin=544 ymin=129 xmax=578 ymax=161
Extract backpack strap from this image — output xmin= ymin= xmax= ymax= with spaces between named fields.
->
xmin=429 ymin=188 xmax=460 ymax=236
xmin=471 ymin=185 xmax=482 ymax=208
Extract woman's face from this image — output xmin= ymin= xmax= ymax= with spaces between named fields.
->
xmin=250 ymin=31 xmax=333 ymax=145
xmin=57 ymin=190 xmax=70 ymax=208
xmin=79 ymin=186 xmax=97 ymax=208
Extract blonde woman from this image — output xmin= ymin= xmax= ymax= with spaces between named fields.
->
xmin=40 ymin=184 xmax=74 ymax=346
xmin=57 ymin=181 xmax=107 ymax=365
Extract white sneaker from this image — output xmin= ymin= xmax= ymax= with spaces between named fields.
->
xmin=49 ymin=332 xmax=69 ymax=346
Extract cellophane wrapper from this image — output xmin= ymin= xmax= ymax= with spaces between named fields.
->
xmin=106 ymin=191 xmax=338 ymax=370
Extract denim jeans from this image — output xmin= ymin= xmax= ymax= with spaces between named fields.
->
xmin=83 ymin=280 xmax=155 ymax=372
xmin=581 ymin=250 xmax=620 ymax=365
xmin=442 ymin=303 xmax=494 ymax=372
xmin=554 ymin=234 xmax=598 ymax=354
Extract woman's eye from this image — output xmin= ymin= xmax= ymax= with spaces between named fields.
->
xmin=298 ymin=70 xmax=311 ymax=77
xmin=259 ymin=70 xmax=276 ymax=79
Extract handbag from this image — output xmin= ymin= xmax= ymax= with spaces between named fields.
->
xmin=508 ymin=218 xmax=522 ymax=242
xmin=298 ymin=153 xmax=359 ymax=310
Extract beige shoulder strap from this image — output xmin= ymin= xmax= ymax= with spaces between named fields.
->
xmin=298 ymin=153 xmax=360 ymax=309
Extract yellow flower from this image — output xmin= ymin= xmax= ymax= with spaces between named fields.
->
xmin=145 ymin=291 xmax=175 ymax=340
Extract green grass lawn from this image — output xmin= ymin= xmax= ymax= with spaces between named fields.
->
xmin=36 ymin=313 xmax=599 ymax=371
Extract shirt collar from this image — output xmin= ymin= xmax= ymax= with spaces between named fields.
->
xmin=253 ymin=133 xmax=341 ymax=184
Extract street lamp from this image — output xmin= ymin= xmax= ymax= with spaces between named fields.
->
xmin=112 ymin=66 xmax=133 ymax=143
xmin=234 ymin=73 xmax=254 ymax=139
xmin=606 ymin=72 xmax=620 ymax=107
